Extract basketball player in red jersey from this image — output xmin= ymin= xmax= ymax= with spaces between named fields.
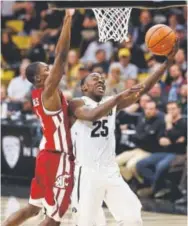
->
xmin=3 ymin=9 xmax=75 ymax=226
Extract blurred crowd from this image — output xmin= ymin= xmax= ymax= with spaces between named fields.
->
xmin=1 ymin=1 xmax=187 ymax=204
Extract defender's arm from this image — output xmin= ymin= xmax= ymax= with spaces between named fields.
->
xmin=43 ymin=9 xmax=74 ymax=100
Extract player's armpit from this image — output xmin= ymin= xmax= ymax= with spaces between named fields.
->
xmin=69 ymin=99 xmax=93 ymax=121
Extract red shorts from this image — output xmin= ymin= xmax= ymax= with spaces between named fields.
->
xmin=29 ymin=150 xmax=74 ymax=222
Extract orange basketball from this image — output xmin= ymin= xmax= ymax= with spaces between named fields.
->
xmin=145 ymin=24 xmax=176 ymax=56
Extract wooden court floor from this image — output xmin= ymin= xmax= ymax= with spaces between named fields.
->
xmin=1 ymin=197 xmax=187 ymax=226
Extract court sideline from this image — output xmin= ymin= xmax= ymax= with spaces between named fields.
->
xmin=1 ymin=197 xmax=187 ymax=226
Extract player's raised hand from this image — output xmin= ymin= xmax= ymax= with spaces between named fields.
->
xmin=120 ymin=84 xmax=145 ymax=100
xmin=167 ymin=38 xmax=179 ymax=61
xmin=66 ymin=9 xmax=75 ymax=17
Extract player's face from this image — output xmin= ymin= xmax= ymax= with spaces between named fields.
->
xmin=85 ymin=73 xmax=106 ymax=98
xmin=38 ymin=63 xmax=50 ymax=85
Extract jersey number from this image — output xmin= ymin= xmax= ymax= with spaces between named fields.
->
xmin=91 ymin=120 xmax=108 ymax=137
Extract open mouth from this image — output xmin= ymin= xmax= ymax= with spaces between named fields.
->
xmin=96 ymin=84 xmax=105 ymax=92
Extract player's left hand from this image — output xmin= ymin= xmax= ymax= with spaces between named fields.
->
xmin=121 ymin=84 xmax=145 ymax=99
xmin=66 ymin=9 xmax=75 ymax=17
xmin=167 ymin=38 xmax=179 ymax=61
xmin=129 ymin=84 xmax=145 ymax=98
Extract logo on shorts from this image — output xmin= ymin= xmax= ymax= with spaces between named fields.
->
xmin=54 ymin=173 xmax=70 ymax=189
xmin=2 ymin=136 xmax=20 ymax=168
xmin=72 ymin=207 xmax=77 ymax=213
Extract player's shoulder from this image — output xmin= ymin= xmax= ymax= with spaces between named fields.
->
xmin=69 ymin=97 xmax=85 ymax=110
xmin=32 ymin=87 xmax=43 ymax=97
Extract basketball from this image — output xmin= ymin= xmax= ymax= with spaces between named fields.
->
xmin=145 ymin=24 xmax=176 ymax=56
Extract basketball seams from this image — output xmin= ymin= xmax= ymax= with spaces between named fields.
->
xmin=148 ymin=30 xmax=173 ymax=49
xmin=146 ymin=25 xmax=167 ymax=48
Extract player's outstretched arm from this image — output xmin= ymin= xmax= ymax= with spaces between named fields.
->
xmin=69 ymin=85 xmax=143 ymax=121
xmin=117 ymin=39 xmax=179 ymax=111
xmin=43 ymin=9 xmax=74 ymax=100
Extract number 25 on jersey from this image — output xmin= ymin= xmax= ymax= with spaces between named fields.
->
xmin=91 ymin=120 xmax=109 ymax=137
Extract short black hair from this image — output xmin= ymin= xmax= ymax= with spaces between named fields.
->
xmin=26 ymin=62 xmax=40 ymax=84
xmin=80 ymin=75 xmax=88 ymax=86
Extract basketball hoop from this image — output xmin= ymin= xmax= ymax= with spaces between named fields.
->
xmin=48 ymin=1 xmax=186 ymax=43
xmin=92 ymin=8 xmax=132 ymax=43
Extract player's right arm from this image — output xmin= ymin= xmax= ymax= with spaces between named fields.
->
xmin=69 ymin=86 xmax=143 ymax=121
xmin=42 ymin=9 xmax=74 ymax=110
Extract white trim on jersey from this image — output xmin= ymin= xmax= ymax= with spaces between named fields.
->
xmin=53 ymin=128 xmax=61 ymax=151
xmin=39 ymin=136 xmax=46 ymax=150
xmin=65 ymin=154 xmax=71 ymax=174
xmin=52 ymin=152 xmax=66 ymax=218
xmin=59 ymin=112 xmax=68 ymax=153
xmin=41 ymin=93 xmax=62 ymax=116
xmin=52 ymin=112 xmax=68 ymax=153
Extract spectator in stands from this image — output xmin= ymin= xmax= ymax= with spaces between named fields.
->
xmin=7 ymin=59 xmax=32 ymax=102
xmin=21 ymin=2 xmax=39 ymax=33
xmin=67 ymin=50 xmax=82 ymax=88
xmin=179 ymin=84 xmax=187 ymax=116
xmin=78 ymin=9 xmax=97 ymax=55
xmin=168 ymin=13 xmax=179 ymax=30
xmin=20 ymin=96 xmax=36 ymax=120
xmin=174 ymin=49 xmax=187 ymax=74
xmin=92 ymin=49 xmax=109 ymax=73
xmin=27 ymin=31 xmax=46 ymax=62
xmin=120 ymin=34 xmax=147 ymax=70
xmin=136 ymin=101 xmax=187 ymax=197
xmin=132 ymin=10 xmax=153 ymax=46
xmin=105 ymin=62 xmax=124 ymax=96
xmin=81 ymin=40 xmax=113 ymax=63
xmin=1 ymin=84 xmax=9 ymax=119
xmin=118 ymin=48 xmax=138 ymax=81
xmin=168 ymin=64 xmax=186 ymax=102
xmin=123 ymin=94 xmax=152 ymax=114
xmin=116 ymin=101 xmax=165 ymax=182
xmin=146 ymin=54 xmax=162 ymax=75
xmin=1 ymin=0 xmax=16 ymax=28
xmin=175 ymin=24 xmax=187 ymax=51
xmin=161 ymin=102 xmax=187 ymax=156
xmin=40 ymin=8 xmax=62 ymax=44
xmin=137 ymin=94 xmax=152 ymax=113
xmin=148 ymin=83 xmax=167 ymax=112
xmin=47 ymin=44 xmax=55 ymax=64
xmin=92 ymin=66 xmax=105 ymax=75
xmin=12 ymin=1 xmax=34 ymax=18
xmin=1 ymin=30 xmax=21 ymax=68
xmin=124 ymin=78 xmax=138 ymax=90
xmin=82 ymin=9 xmax=97 ymax=30
xmin=0 ymin=84 xmax=8 ymax=103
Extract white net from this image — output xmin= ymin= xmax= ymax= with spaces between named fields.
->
xmin=92 ymin=8 xmax=132 ymax=43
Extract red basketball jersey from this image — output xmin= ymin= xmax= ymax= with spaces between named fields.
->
xmin=32 ymin=88 xmax=72 ymax=155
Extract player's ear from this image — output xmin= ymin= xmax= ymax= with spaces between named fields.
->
xmin=81 ymin=84 xmax=87 ymax=92
xmin=35 ymin=74 xmax=41 ymax=83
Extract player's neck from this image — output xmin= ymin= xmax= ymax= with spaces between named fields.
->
xmin=86 ymin=94 xmax=102 ymax=103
